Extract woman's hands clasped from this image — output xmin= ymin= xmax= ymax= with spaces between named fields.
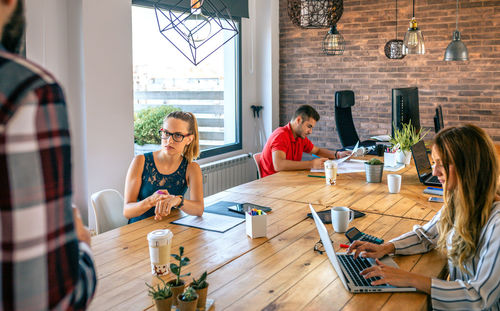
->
xmin=150 ymin=190 xmax=182 ymax=220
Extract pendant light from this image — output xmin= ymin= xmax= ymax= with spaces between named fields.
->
xmin=444 ymin=0 xmax=468 ymax=61
xmin=384 ymin=0 xmax=405 ymax=59
xmin=403 ymin=0 xmax=425 ymax=55
xmin=322 ymin=24 xmax=345 ymax=56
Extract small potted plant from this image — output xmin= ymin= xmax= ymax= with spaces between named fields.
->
xmin=168 ymin=246 xmax=191 ymax=308
xmin=190 ymin=271 xmax=209 ymax=309
xmin=146 ymin=276 xmax=173 ymax=311
xmin=177 ymin=286 xmax=199 ymax=311
xmin=365 ymin=158 xmax=384 ymax=183
xmin=389 ymin=120 xmax=429 ymax=165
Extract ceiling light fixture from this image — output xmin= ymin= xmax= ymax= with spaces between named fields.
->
xmin=443 ymin=0 xmax=468 ymax=61
xmin=384 ymin=0 xmax=405 ymax=59
xmin=403 ymin=0 xmax=425 ymax=55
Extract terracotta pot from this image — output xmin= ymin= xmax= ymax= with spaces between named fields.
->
xmin=154 ymin=295 xmax=172 ymax=311
xmin=167 ymin=279 xmax=185 ymax=307
xmin=177 ymin=294 xmax=199 ymax=311
xmin=190 ymin=283 xmax=209 ymax=309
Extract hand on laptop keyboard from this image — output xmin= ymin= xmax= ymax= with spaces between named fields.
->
xmin=347 ymin=240 xmax=395 ymax=260
xmin=360 ymin=258 xmax=424 ymax=289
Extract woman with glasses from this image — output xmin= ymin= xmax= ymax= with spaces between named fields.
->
xmin=348 ymin=124 xmax=500 ymax=310
xmin=124 ymin=111 xmax=204 ymax=223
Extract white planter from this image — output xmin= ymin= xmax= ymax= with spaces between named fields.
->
xmin=396 ymin=150 xmax=411 ymax=165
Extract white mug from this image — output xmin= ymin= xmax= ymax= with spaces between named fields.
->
xmin=387 ymin=174 xmax=402 ymax=194
xmin=331 ymin=206 xmax=354 ymax=233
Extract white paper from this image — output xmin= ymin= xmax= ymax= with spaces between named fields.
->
xmin=337 ymin=160 xmax=366 ymax=174
xmin=370 ymin=135 xmax=391 ymax=141
xmin=172 ymin=213 xmax=245 ymax=233
xmin=337 ymin=141 xmax=359 ymax=164
xmin=383 ymin=163 xmax=405 ymax=172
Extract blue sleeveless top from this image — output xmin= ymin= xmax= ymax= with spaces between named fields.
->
xmin=128 ymin=152 xmax=188 ymax=223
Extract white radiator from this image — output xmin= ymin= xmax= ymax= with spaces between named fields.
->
xmin=200 ymin=153 xmax=256 ymax=196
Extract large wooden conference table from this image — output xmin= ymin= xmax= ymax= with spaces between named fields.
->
xmin=88 ymin=162 xmax=447 ymax=311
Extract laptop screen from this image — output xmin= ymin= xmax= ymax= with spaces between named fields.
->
xmin=411 ymin=140 xmax=432 ymax=176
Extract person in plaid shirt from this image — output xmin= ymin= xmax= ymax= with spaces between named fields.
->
xmin=0 ymin=0 xmax=97 ymax=310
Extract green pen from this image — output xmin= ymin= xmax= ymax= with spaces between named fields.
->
xmin=307 ymin=174 xmax=325 ymax=178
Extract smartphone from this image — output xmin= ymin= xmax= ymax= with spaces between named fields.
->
xmin=227 ymin=203 xmax=272 ymax=214
xmin=428 ymin=197 xmax=444 ymax=203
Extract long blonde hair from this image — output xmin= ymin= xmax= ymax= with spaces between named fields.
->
xmin=434 ymin=124 xmax=499 ymax=274
xmin=165 ymin=111 xmax=200 ymax=163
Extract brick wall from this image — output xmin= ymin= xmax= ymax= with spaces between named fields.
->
xmin=279 ymin=0 xmax=500 ymax=148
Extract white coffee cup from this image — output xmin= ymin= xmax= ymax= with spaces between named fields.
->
xmin=331 ymin=206 xmax=354 ymax=233
xmin=387 ymin=174 xmax=402 ymax=194
xmin=147 ymin=229 xmax=173 ymax=275
xmin=324 ymin=160 xmax=338 ymax=185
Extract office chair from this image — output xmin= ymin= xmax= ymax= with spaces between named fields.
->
xmin=334 ymin=90 xmax=376 ymax=149
xmin=90 ymin=189 xmax=128 ymax=234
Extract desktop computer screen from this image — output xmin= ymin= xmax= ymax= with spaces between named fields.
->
xmin=391 ymin=87 xmax=420 ymax=137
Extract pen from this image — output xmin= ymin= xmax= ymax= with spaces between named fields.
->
xmin=307 ymin=175 xmax=325 ymax=178
xmin=340 ymin=244 xmax=350 ymax=248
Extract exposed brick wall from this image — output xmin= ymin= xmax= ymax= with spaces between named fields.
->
xmin=279 ymin=0 xmax=500 ymax=148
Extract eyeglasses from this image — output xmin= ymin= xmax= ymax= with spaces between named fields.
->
xmin=313 ymin=239 xmax=332 ymax=255
xmin=158 ymin=129 xmax=190 ymax=142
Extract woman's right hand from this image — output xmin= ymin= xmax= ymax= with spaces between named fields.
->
xmin=347 ymin=241 xmax=395 ymax=259
xmin=148 ymin=189 xmax=169 ymax=205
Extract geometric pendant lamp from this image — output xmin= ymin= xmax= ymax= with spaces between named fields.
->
xmin=443 ymin=0 xmax=469 ymax=61
xmin=384 ymin=0 xmax=405 ymax=59
xmin=155 ymin=0 xmax=239 ymax=66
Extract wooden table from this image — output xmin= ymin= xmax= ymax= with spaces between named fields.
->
xmin=88 ymin=164 xmax=447 ymax=311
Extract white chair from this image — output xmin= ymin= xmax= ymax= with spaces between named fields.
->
xmin=253 ymin=152 xmax=263 ymax=179
xmin=90 ymin=189 xmax=128 ymax=234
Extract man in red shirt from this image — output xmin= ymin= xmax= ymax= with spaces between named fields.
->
xmin=259 ymin=105 xmax=351 ymax=178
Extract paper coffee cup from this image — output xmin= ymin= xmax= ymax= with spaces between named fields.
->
xmin=324 ymin=160 xmax=338 ymax=185
xmin=147 ymin=229 xmax=173 ymax=275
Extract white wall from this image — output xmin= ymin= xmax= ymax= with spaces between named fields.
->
xmin=25 ymin=0 xmax=279 ymax=230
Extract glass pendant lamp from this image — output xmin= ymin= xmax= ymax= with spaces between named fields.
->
xmin=403 ymin=0 xmax=425 ymax=55
xmin=444 ymin=0 xmax=468 ymax=61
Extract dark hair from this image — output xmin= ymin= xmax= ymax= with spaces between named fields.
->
xmin=1 ymin=0 xmax=25 ymax=54
xmin=293 ymin=105 xmax=320 ymax=122
xmin=164 ymin=111 xmax=200 ymax=162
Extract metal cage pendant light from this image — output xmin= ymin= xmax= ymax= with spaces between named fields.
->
xmin=403 ymin=0 xmax=425 ymax=55
xmin=288 ymin=0 xmax=343 ymax=29
xmin=154 ymin=0 xmax=239 ymax=66
xmin=444 ymin=0 xmax=468 ymax=61
xmin=322 ymin=24 xmax=345 ymax=55
xmin=384 ymin=0 xmax=405 ymax=59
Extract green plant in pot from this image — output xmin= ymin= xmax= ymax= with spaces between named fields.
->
xmin=190 ymin=271 xmax=209 ymax=309
xmin=146 ymin=276 xmax=173 ymax=311
xmin=177 ymin=286 xmax=199 ymax=311
xmin=365 ymin=158 xmax=384 ymax=183
xmin=168 ymin=246 xmax=191 ymax=307
xmin=389 ymin=121 xmax=429 ymax=165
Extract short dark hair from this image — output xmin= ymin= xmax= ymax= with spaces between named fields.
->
xmin=293 ymin=105 xmax=320 ymax=122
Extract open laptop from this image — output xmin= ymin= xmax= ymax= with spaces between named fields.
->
xmin=410 ymin=140 xmax=442 ymax=187
xmin=309 ymin=204 xmax=416 ymax=293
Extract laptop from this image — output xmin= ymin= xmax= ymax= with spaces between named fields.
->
xmin=410 ymin=140 xmax=442 ymax=187
xmin=309 ymin=204 xmax=416 ymax=293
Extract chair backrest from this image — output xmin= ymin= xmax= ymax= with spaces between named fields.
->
xmin=335 ymin=90 xmax=360 ymax=147
xmin=91 ymin=189 xmax=128 ymax=234
xmin=253 ymin=152 xmax=262 ymax=179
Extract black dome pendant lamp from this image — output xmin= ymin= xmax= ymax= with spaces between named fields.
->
xmin=384 ymin=0 xmax=405 ymax=59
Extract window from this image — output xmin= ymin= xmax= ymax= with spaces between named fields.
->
xmin=131 ymin=4 xmax=242 ymax=158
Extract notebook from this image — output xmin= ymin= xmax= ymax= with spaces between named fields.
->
xmin=410 ymin=140 xmax=442 ymax=187
xmin=309 ymin=204 xmax=416 ymax=293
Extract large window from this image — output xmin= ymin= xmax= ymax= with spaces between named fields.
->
xmin=132 ymin=4 xmax=242 ymax=158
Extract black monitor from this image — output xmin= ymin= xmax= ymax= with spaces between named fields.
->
xmin=433 ymin=105 xmax=444 ymax=133
xmin=391 ymin=87 xmax=420 ymax=137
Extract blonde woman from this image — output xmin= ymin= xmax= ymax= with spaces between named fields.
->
xmin=349 ymin=124 xmax=500 ymax=310
xmin=124 ymin=111 xmax=204 ymax=223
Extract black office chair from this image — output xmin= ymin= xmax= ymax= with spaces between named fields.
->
xmin=334 ymin=90 xmax=377 ymax=149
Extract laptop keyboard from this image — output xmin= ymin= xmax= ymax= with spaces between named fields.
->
xmin=338 ymin=254 xmax=382 ymax=287
xmin=427 ymin=175 xmax=441 ymax=184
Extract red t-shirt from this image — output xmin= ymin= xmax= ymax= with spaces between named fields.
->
xmin=259 ymin=123 xmax=314 ymax=178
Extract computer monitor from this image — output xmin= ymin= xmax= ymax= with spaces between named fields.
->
xmin=391 ymin=87 xmax=420 ymax=137
xmin=433 ymin=105 xmax=444 ymax=133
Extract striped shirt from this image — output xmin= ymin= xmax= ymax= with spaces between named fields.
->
xmin=390 ymin=201 xmax=500 ymax=310
xmin=0 ymin=46 xmax=97 ymax=309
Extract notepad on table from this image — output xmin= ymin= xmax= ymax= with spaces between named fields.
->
xmin=171 ymin=212 xmax=245 ymax=233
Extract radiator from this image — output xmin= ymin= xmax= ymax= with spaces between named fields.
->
xmin=200 ymin=153 xmax=256 ymax=196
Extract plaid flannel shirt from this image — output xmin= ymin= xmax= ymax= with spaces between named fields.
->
xmin=0 ymin=46 xmax=97 ymax=310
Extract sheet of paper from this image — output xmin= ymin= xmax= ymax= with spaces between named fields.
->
xmin=383 ymin=163 xmax=405 ymax=172
xmin=171 ymin=212 xmax=245 ymax=233
xmin=337 ymin=141 xmax=359 ymax=164
xmin=337 ymin=160 xmax=366 ymax=174
xmin=371 ymin=135 xmax=391 ymax=141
